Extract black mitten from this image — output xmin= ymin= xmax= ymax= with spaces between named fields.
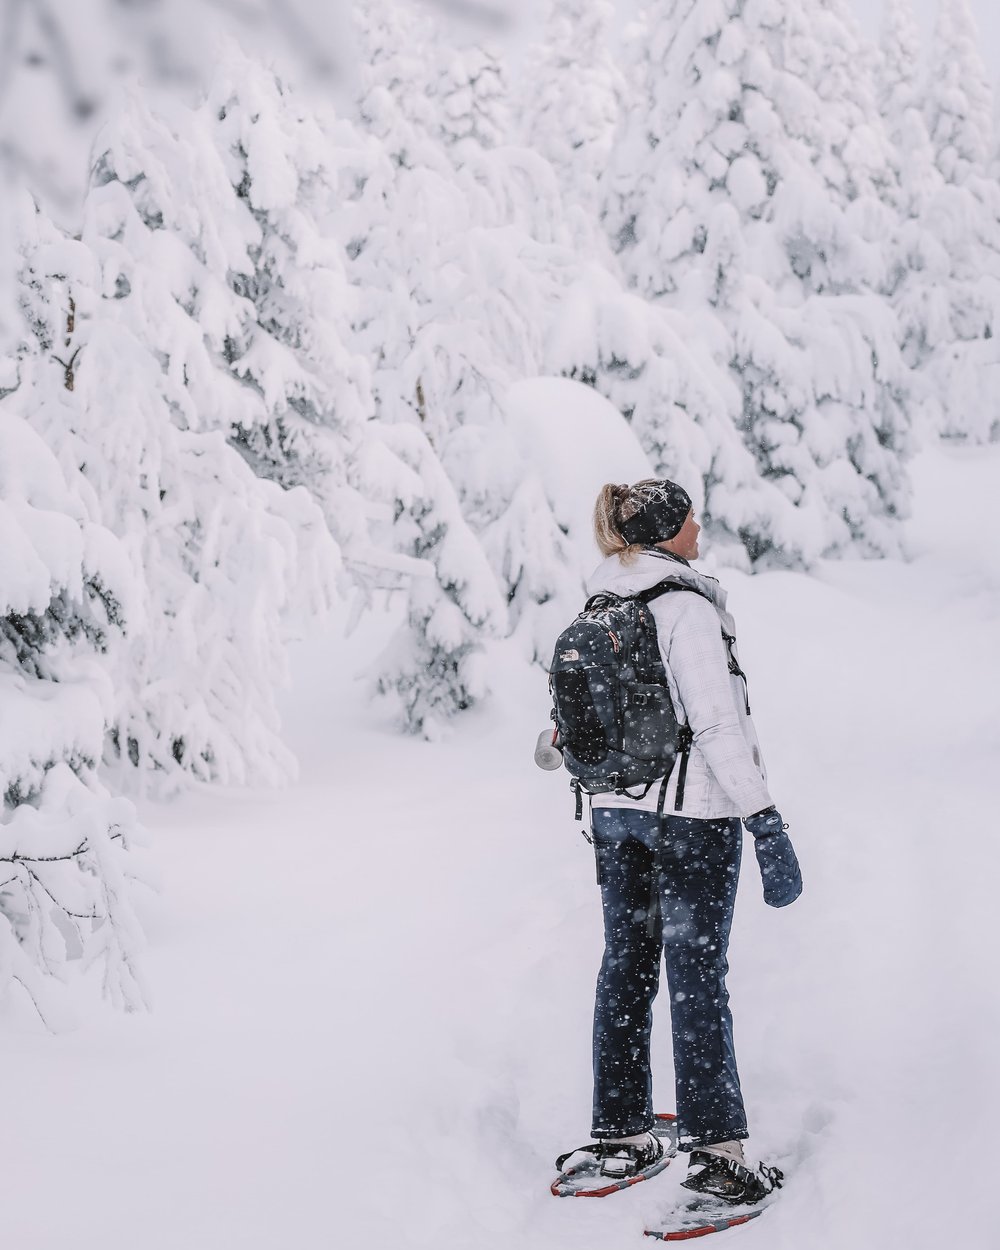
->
xmin=743 ymin=807 xmax=802 ymax=908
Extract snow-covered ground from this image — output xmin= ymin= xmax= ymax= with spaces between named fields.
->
xmin=1 ymin=444 xmax=997 ymax=1249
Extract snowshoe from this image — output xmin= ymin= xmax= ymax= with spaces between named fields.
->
xmin=680 ymin=1151 xmax=781 ymax=1205
xmin=645 ymin=1158 xmax=784 ymax=1240
xmin=550 ymin=1113 xmax=678 ymax=1198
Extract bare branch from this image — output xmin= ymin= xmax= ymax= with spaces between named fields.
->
xmin=26 ymin=865 xmax=100 ymax=921
xmin=0 ymin=828 xmax=124 ymax=865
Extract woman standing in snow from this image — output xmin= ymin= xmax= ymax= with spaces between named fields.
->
xmin=556 ymin=478 xmax=800 ymax=1204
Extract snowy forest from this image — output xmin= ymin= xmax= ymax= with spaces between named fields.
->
xmin=2 ymin=0 xmax=997 ymax=1014
xmin=3 ymin=1 xmax=999 ymax=1246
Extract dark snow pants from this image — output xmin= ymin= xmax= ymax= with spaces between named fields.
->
xmin=590 ymin=806 xmax=747 ymax=1151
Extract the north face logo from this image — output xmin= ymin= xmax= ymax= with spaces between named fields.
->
xmin=559 ymin=649 xmax=580 ymax=662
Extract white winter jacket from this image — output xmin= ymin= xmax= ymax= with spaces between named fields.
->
xmin=587 ymin=550 xmax=773 ymax=821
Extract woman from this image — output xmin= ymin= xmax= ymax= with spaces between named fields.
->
xmin=558 ymin=477 xmax=798 ymax=1203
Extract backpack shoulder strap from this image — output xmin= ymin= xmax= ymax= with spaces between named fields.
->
xmin=638 ymin=580 xmax=751 ymax=713
xmin=634 ymin=578 xmax=712 ymax=607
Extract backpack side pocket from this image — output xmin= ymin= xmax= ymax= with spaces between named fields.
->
xmin=621 ymin=683 xmax=677 ymax=761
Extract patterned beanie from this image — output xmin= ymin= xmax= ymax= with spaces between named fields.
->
xmin=618 ymin=480 xmax=692 ymax=546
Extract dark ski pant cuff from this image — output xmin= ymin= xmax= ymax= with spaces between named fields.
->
xmin=678 ymin=1127 xmax=749 ymax=1152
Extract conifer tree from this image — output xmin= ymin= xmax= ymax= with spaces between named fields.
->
xmin=880 ymin=0 xmax=939 ymax=217
xmin=877 ymin=0 xmax=952 ymax=432
xmin=53 ymin=111 xmax=341 ymax=789
xmin=604 ymin=0 xmax=911 ymax=564
xmin=880 ymin=0 xmax=922 ymax=133
xmin=433 ymin=41 xmax=511 ymax=159
xmin=344 ymin=9 xmax=589 ymax=668
xmin=87 ymin=63 xmax=375 ymax=558
xmin=809 ymin=0 xmax=897 ymax=206
xmin=925 ymin=0 xmax=994 ymax=186
xmin=364 ymin=423 xmax=507 ymax=738
xmin=520 ymin=0 xmax=622 ymax=211
xmin=918 ymin=0 xmax=1000 ymax=440
xmin=1 ymin=193 xmax=147 ymax=1020
xmin=204 ymin=48 xmax=375 ymax=552
xmin=480 ymin=473 xmax=576 ymax=661
xmin=0 ymin=0 xmax=353 ymax=217
xmin=353 ymin=0 xmax=444 ymax=172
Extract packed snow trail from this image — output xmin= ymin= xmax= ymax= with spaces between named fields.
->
xmin=0 ymin=446 xmax=996 ymax=1250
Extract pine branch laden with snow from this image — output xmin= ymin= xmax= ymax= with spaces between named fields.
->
xmin=873 ymin=0 xmax=1000 ymax=443
xmin=808 ymin=0 xmax=897 ymax=207
xmin=518 ymin=0 xmax=624 ymax=214
xmin=0 ymin=0 xmax=354 ymax=217
xmin=602 ymin=0 xmax=913 ymax=565
xmin=85 ymin=61 xmax=376 ymax=558
xmin=925 ymin=0 xmax=994 ymax=187
xmin=360 ymin=424 xmax=508 ymax=739
xmin=480 ymin=474 xmax=577 ymax=660
xmin=0 ymin=236 xmax=148 ymax=1020
xmin=356 ymin=0 xmax=512 ymax=170
xmin=875 ymin=1 xmax=962 ymax=438
xmin=880 ymin=0 xmax=922 ymax=137
xmin=877 ymin=1 xmax=944 ymax=228
xmin=432 ymin=41 xmax=511 ymax=161
xmin=905 ymin=0 xmax=1000 ymax=443
xmin=204 ymin=47 xmax=377 ymax=551
xmin=0 ymin=765 xmax=149 ymax=1023
xmin=353 ymin=0 xmax=447 ymax=172
xmin=20 ymin=150 xmax=336 ymax=793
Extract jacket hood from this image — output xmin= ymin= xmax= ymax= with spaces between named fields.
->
xmin=587 ymin=549 xmax=728 ymax=614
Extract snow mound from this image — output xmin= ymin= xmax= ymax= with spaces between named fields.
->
xmin=504 ymin=376 xmax=654 ymax=569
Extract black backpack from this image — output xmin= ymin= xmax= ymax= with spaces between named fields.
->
xmin=548 ymin=580 xmax=700 ymax=820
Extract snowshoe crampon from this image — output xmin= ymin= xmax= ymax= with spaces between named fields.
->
xmin=550 ymin=1113 xmax=678 ymax=1198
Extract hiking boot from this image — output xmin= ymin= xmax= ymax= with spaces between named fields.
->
xmin=681 ymin=1148 xmax=780 ymax=1205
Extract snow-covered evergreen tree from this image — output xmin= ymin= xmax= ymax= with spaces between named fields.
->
xmin=204 ymin=48 xmax=375 ymax=551
xmin=432 ymin=41 xmax=510 ymax=159
xmin=480 ymin=471 xmax=576 ymax=660
xmin=880 ymin=0 xmax=922 ymax=141
xmin=925 ymin=0 xmax=994 ymax=186
xmin=879 ymin=0 xmax=939 ymax=215
xmin=353 ymin=0 xmax=444 ymax=172
xmin=519 ymin=0 xmax=622 ymax=212
xmin=30 ymin=118 xmax=341 ymax=791
xmin=542 ymin=261 xmax=763 ymax=566
xmin=85 ymin=65 xmax=376 ymax=558
xmin=363 ymin=423 xmax=507 ymax=738
xmin=1 ymin=193 xmax=147 ymax=1021
xmin=0 ymin=0 xmax=352 ymax=219
xmin=914 ymin=0 xmax=1000 ymax=440
xmin=808 ymin=0 xmax=897 ymax=206
xmin=603 ymin=0 xmax=911 ymax=564
xmin=876 ymin=0 xmax=952 ymax=436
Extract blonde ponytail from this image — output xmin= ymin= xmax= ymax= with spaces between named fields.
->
xmin=593 ymin=482 xmax=648 ymax=563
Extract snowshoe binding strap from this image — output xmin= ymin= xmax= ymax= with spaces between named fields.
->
xmin=681 ymin=1151 xmax=783 ymax=1205
xmin=598 ymin=1136 xmax=665 ymax=1179
xmin=758 ymin=1162 xmax=783 ymax=1190
xmin=555 ymin=1134 xmax=664 ymax=1179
